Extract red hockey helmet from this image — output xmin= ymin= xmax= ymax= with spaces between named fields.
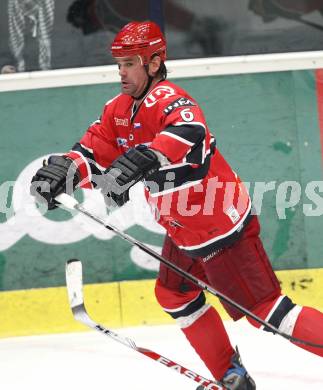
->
xmin=110 ymin=21 xmax=166 ymax=65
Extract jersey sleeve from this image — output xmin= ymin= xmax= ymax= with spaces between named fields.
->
xmin=65 ymin=101 xmax=120 ymax=189
xmin=149 ymin=97 xmax=214 ymax=167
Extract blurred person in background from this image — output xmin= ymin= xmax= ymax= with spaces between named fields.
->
xmin=67 ymin=0 xmax=225 ymax=56
xmin=8 ymin=0 xmax=55 ymax=71
xmin=249 ymin=0 xmax=323 ymax=29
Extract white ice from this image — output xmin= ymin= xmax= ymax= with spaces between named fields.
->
xmin=0 ymin=320 xmax=322 ymax=390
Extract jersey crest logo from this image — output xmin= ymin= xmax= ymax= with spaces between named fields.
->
xmin=163 ymin=97 xmax=196 ymax=115
xmin=144 ymin=86 xmax=176 ymax=107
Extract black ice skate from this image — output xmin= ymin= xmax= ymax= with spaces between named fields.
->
xmin=196 ymin=347 xmax=256 ymax=390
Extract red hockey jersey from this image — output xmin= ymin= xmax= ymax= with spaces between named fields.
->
xmin=67 ymin=80 xmax=251 ymax=257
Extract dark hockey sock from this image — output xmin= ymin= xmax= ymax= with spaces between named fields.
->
xmin=292 ymin=306 xmax=323 ymax=357
xmin=181 ymin=306 xmax=235 ymax=380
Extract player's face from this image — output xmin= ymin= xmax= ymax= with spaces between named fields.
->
xmin=116 ymin=56 xmax=149 ymax=98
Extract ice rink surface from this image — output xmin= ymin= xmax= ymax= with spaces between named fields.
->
xmin=1 ymin=320 xmax=322 ymax=390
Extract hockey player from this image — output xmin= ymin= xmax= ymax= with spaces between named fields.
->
xmin=30 ymin=21 xmax=323 ymax=390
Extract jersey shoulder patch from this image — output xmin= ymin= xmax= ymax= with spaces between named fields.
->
xmin=163 ymin=97 xmax=196 ymax=115
xmin=144 ymin=85 xmax=177 ymax=108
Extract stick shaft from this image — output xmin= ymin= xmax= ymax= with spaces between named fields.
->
xmin=57 ymin=193 xmax=323 ymax=349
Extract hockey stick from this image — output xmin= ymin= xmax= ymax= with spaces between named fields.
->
xmin=56 ymin=193 xmax=323 ymax=349
xmin=65 ymin=259 xmax=224 ymax=390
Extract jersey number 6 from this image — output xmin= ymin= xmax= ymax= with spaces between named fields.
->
xmin=180 ymin=108 xmax=194 ymax=122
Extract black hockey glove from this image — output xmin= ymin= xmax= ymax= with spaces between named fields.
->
xmin=101 ymin=145 xmax=160 ymax=208
xmin=30 ymin=155 xmax=80 ymax=210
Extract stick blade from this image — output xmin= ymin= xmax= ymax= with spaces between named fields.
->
xmin=56 ymin=193 xmax=79 ymax=210
xmin=65 ymin=259 xmax=84 ymax=309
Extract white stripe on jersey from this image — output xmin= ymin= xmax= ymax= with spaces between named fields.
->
xmin=178 ymin=200 xmax=252 ymax=251
xmin=173 ymin=121 xmax=207 ymax=132
xmin=79 ymin=144 xmax=106 ymax=171
xmin=173 ymin=121 xmax=207 ymax=163
xmin=105 ymin=94 xmax=121 ymax=106
xmin=201 ymin=139 xmax=206 ymax=164
xmin=80 ymin=143 xmax=93 ymax=153
xmin=71 ymin=150 xmax=93 ymax=188
xmin=148 ymin=178 xmax=203 ymax=197
xmin=158 ymin=162 xmax=194 ymax=170
xmin=160 ymin=130 xmax=195 ymax=146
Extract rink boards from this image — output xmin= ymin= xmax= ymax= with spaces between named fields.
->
xmin=1 ymin=267 xmax=323 ymax=338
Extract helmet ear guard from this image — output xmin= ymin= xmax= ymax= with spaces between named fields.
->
xmin=110 ymin=21 xmax=167 ymax=65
